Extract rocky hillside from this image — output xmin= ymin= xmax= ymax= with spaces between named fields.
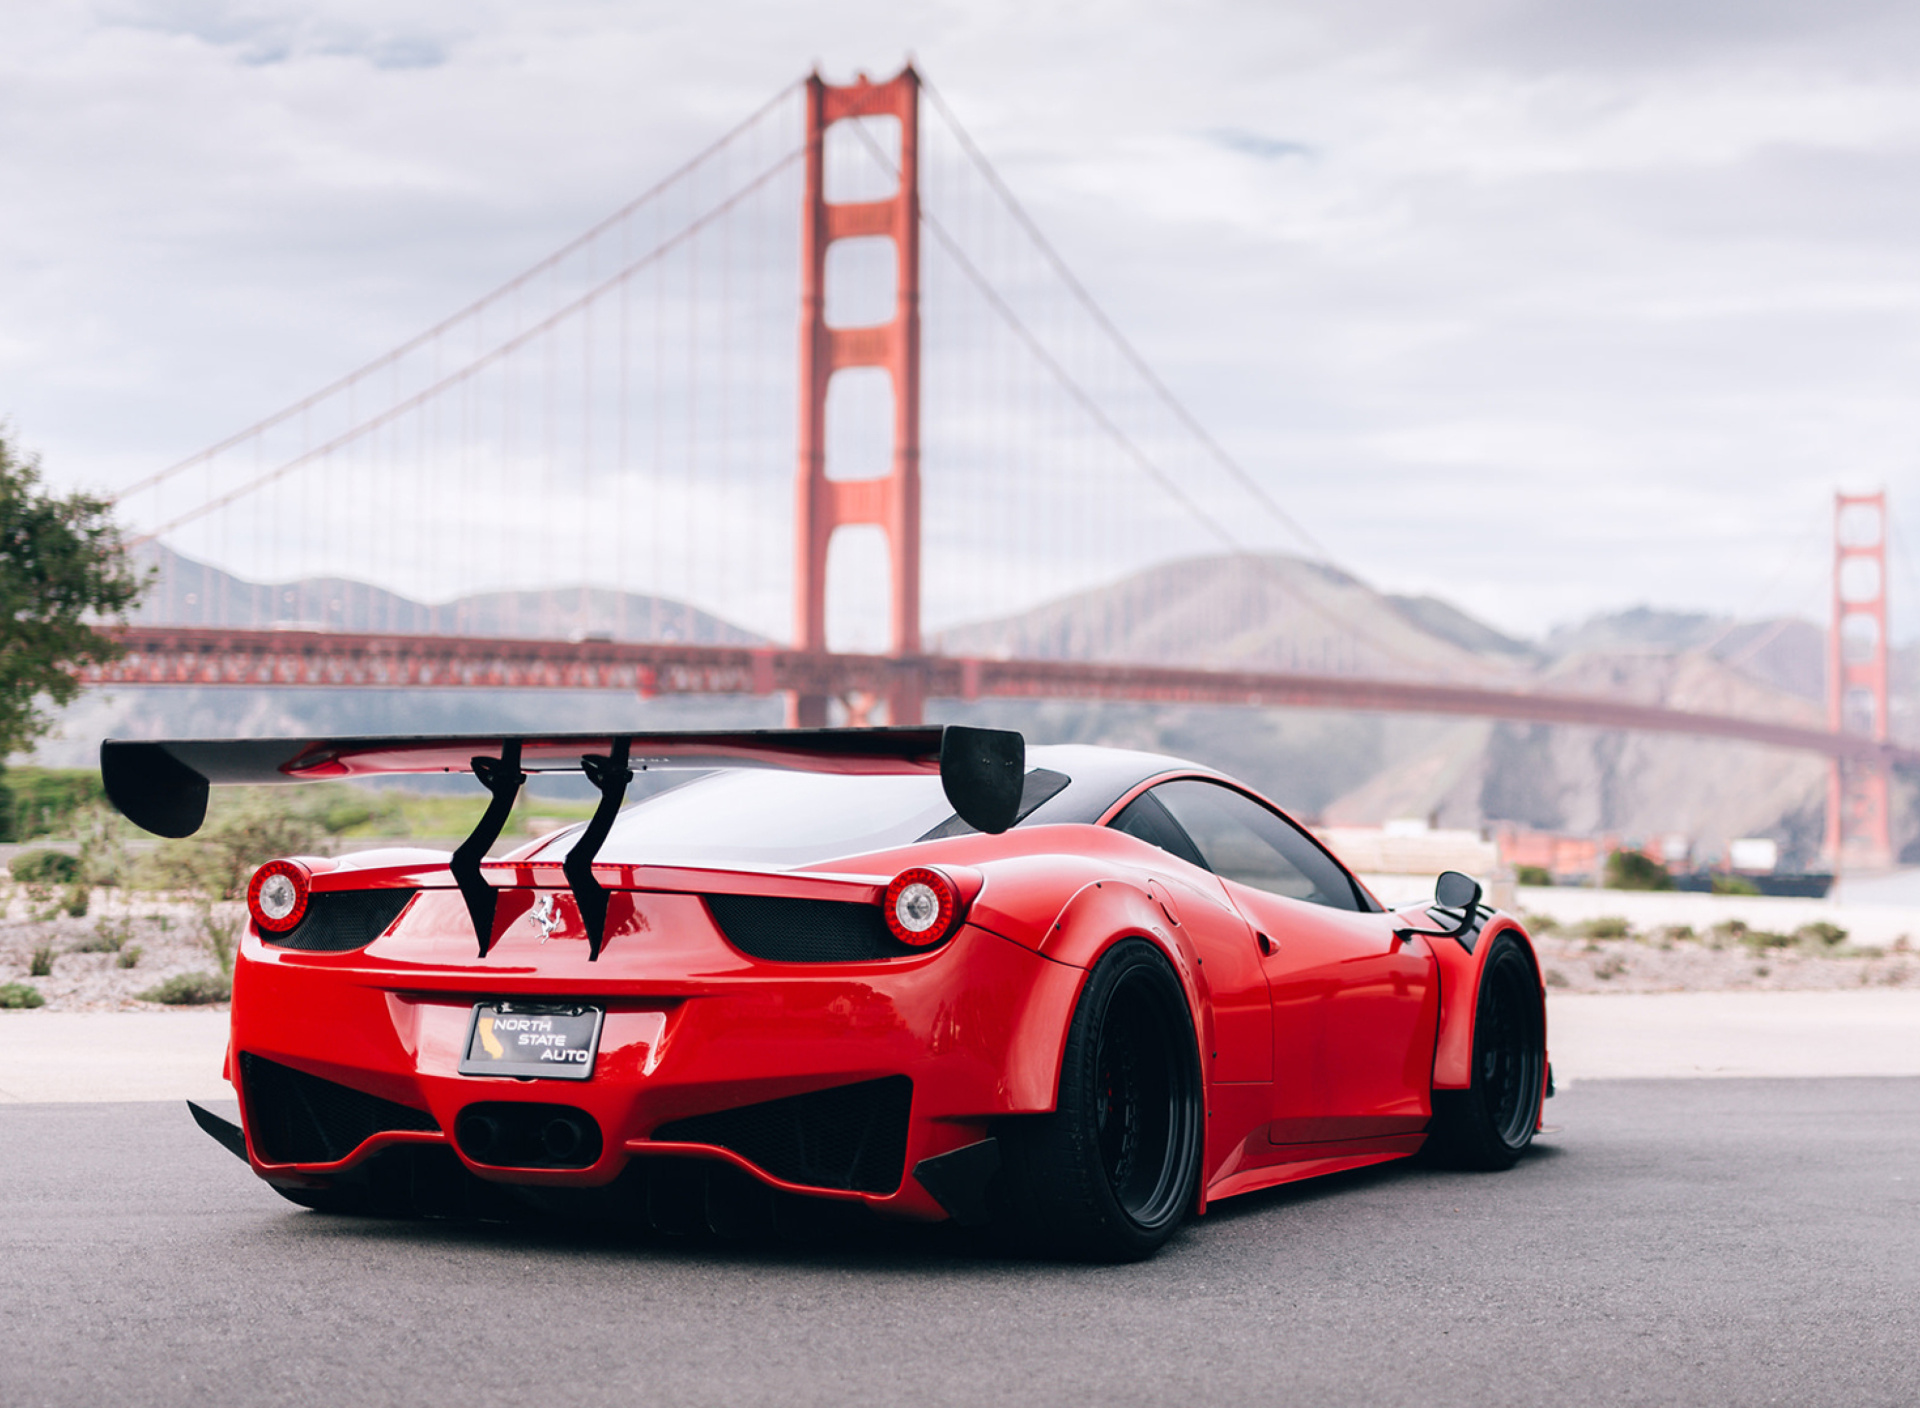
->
xmin=940 ymin=554 xmax=1881 ymax=870
xmin=130 ymin=544 xmax=762 ymax=646
xmin=53 ymin=547 xmax=1903 ymax=866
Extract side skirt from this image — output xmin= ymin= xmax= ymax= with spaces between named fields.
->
xmin=1205 ymin=1135 xmax=1424 ymax=1204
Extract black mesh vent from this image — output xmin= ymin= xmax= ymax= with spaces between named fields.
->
xmin=267 ymin=889 xmax=416 ymax=952
xmin=239 ymin=1052 xmax=438 ymax=1165
xmin=652 ymin=1076 xmax=912 ymax=1194
xmin=705 ymin=894 xmax=911 ymax=962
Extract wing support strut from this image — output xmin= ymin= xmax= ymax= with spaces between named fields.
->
xmin=452 ymin=741 xmax=525 ymax=957
xmin=564 ymin=737 xmax=632 ymax=962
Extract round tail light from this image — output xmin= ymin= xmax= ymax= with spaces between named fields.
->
xmin=884 ymin=867 xmax=964 ymax=947
xmin=248 ymin=860 xmax=311 ymax=934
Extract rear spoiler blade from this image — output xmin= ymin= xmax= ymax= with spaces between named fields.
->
xmin=100 ymin=726 xmax=1026 ymax=958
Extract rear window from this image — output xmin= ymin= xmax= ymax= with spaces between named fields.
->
xmin=534 ymin=769 xmax=967 ymax=869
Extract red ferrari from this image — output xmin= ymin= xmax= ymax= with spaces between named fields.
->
xmin=103 ymin=725 xmax=1549 ymax=1261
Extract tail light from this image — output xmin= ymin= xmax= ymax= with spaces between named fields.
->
xmin=248 ymin=859 xmax=311 ymax=934
xmin=884 ymin=867 xmax=965 ymax=947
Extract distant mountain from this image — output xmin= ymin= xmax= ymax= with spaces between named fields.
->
xmin=934 ymin=554 xmax=1527 ymax=682
xmin=48 ymin=546 xmax=1906 ymax=866
xmin=1545 ymin=606 xmax=1824 ymax=702
xmin=130 ymin=544 xmax=763 ymax=646
xmin=936 ymin=556 xmax=1861 ymax=866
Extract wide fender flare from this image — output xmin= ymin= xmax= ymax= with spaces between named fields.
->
xmin=1429 ymin=913 xmax=1547 ymax=1091
xmin=1016 ymin=880 xmax=1212 ymax=1099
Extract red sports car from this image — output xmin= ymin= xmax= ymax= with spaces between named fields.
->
xmin=103 ymin=725 xmax=1548 ymax=1261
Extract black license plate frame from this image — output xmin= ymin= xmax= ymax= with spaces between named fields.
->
xmin=458 ymin=1002 xmax=605 ymax=1081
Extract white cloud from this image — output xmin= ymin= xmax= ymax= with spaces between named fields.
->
xmin=5 ymin=0 xmax=1920 ymax=645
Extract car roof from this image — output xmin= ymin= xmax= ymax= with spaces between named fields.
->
xmin=1018 ymin=744 xmax=1216 ymax=826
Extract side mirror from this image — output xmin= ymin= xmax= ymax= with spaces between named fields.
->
xmin=1435 ymin=869 xmax=1482 ymax=913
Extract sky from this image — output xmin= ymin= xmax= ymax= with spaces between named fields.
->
xmin=6 ymin=0 xmax=1920 ymax=641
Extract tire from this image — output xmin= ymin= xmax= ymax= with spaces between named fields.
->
xmin=996 ymin=939 xmax=1205 ymax=1262
xmin=1426 ymin=931 xmax=1545 ymax=1170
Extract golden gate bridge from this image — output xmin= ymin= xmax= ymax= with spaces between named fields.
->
xmin=83 ymin=66 xmax=1907 ymax=871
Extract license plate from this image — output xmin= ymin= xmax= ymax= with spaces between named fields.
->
xmin=459 ymin=1002 xmax=604 ymax=1080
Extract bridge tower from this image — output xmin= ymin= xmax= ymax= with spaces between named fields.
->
xmin=1826 ymin=489 xmax=1894 ymax=872
xmin=789 ymin=66 xmax=923 ymax=727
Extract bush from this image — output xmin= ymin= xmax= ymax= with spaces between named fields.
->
xmin=1578 ymin=915 xmax=1632 ymax=941
xmin=67 ymin=924 xmax=126 ymax=953
xmin=1 ymin=768 xmax=105 ymax=842
xmin=1712 ymin=874 xmax=1761 ymax=896
xmin=1514 ymin=865 xmax=1553 ymax=887
xmin=137 ymin=972 xmax=231 ymax=1005
xmin=116 ymin=944 xmax=142 ymax=969
xmin=0 ymin=981 xmax=45 ymax=1009
xmin=1794 ymin=922 xmax=1848 ymax=948
xmin=1605 ymin=850 xmax=1672 ymax=891
xmin=10 ymin=848 xmax=80 ymax=884
xmin=28 ymin=944 xmax=54 ymax=977
xmin=140 ymin=794 xmax=322 ymax=900
xmin=62 ymin=884 xmax=88 ymax=918
xmin=1741 ymin=929 xmax=1795 ymax=950
xmin=1521 ymin=911 xmax=1561 ymax=934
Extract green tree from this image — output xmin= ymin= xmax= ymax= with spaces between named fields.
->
xmin=0 ymin=427 xmax=143 ymax=764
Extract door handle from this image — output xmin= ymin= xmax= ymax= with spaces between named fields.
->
xmin=1255 ymin=931 xmax=1274 ymax=957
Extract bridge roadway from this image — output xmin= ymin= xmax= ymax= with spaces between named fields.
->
xmin=84 ymin=624 xmax=1918 ymax=768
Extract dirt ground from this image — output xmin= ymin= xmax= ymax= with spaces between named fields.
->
xmin=1529 ymin=920 xmax=1914 ymax=993
xmin=0 ymin=889 xmax=238 ymax=1013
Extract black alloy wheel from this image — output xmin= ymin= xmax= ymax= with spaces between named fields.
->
xmin=995 ymin=939 xmax=1204 ymax=1261
xmin=1426 ymin=932 xmax=1545 ymax=1170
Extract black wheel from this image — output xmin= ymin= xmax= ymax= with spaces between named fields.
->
xmin=996 ymin=939 xmax=1204 ymax=1262
xmin=1426 ymin=932 xmax=1545 ymax=1170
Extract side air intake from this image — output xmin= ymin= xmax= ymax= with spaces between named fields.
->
xmin=264 ymin=889 xmax=416 ymax=952
xmin=705 ymin=894 xmax=917 ymax=962
xmin=239 ymin=1053 xmax=439 ymax=1165
xmin=652 ymin=1076 xmax=912 ymax=1194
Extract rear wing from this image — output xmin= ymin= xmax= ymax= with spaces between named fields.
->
xmin=100 ymin=725 xmax=1025 ymax=960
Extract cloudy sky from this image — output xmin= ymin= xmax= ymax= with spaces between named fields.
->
xmin=6 ymin=0 xmax=1920 ymax=640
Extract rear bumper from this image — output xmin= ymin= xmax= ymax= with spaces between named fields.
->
xmin=226 ymin=906 xmax=1084 ymax=1221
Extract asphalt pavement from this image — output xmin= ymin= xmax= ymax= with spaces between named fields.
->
xmin=2 ymin=1079 xmax=1915 ymax=1407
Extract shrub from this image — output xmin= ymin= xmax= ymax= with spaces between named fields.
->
xmin=1593 ymin=953 xmax=1628 ymax=980
xmin=1711 ymin=919 xmax=1748 ymax=942
xmin=1521 ymin=911 xmax=1561 ymax=934
xmin=116 ymin=944 xmax=142 ymax=969
xmin=28 ymin=943 xmax=54 ymax=977
xmin=137 ymin=972 xmax=231 ymax=1005
xmin=0 ymin=981 xmax=45 ymax=1009
xmin=1712 ymin=874 xmax=1761 ymax=896
xmin=10 ymin=848 xmax=80 ymax=884
xmin=139 ymin=794 xmax=322 ymax=900
xmin=1514 ymin=865 xmax=1553 ymax=887
xmin=1578 ymin=915 xmax=1632 ymax=941
xmin=68 ymin=921 xmax=127 ymax=953
xmin=1740 ymin=929 xmax=1794 ymax=950
xmin=1605 ymin=850 xmax=1672 ymax=891
xmin=1793 ymin=922 xmax=1848 ymax=948
xmin=1661 ymin=924 xmax=1696 ymax=943
xmin=2 ymin=768 xmax=106 ymax=842
xmin=62 ymin=884 xmax=88 ymax=918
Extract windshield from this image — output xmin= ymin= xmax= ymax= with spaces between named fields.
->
xmin=533 ymin=769 xmax=963 ymax=869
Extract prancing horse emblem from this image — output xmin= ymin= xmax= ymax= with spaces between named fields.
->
xmin=529 ymin=893 xmax=561 ymax=943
